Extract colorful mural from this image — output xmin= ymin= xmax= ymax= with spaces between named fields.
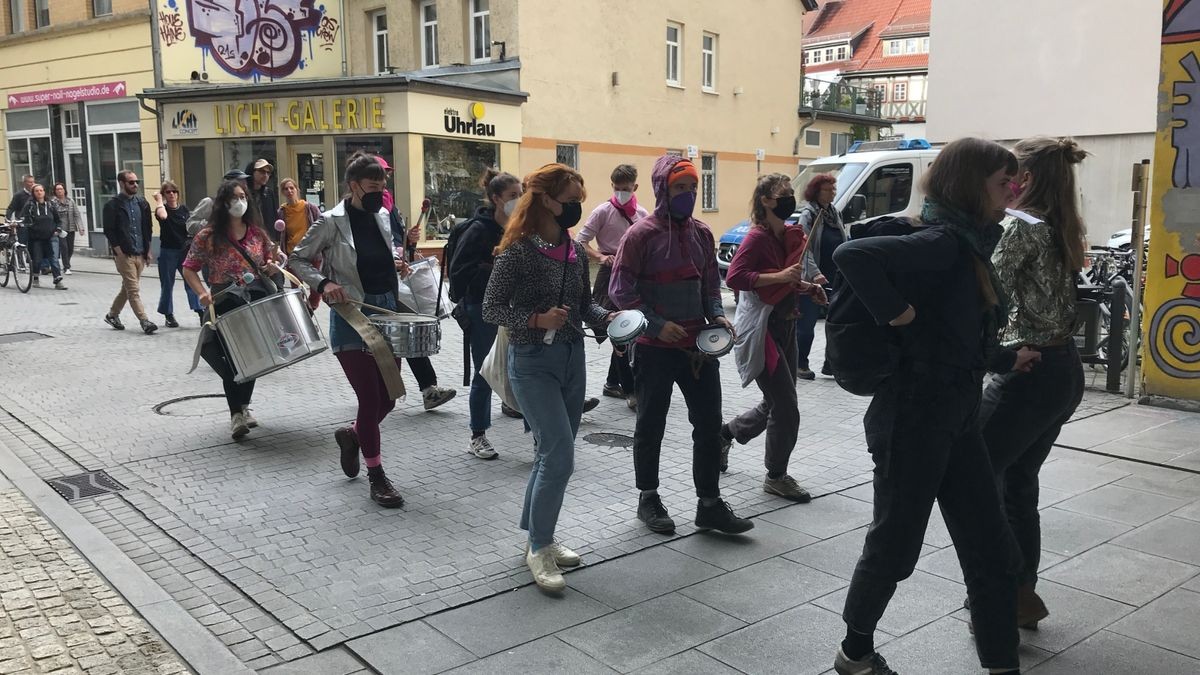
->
xmin=156 ymin=0 xmax=343 ymax=84
xmin=1144 ymin=0 xmax=1200 ymax=395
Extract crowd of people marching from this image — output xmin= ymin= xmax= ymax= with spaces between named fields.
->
xmin=3 ymin=133 xmax=1091 ymax=674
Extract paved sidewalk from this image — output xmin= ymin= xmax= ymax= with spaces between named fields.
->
xmin=0 ymin=476 xmax=187 ymax=675
xmin=0 ymin=265 xmax=1166 ymax=673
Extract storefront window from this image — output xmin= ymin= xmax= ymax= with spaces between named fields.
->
xmin=88 ymin=131 xmax=143 ymax=228
xmin=7 ymin=137 xmax=53 ymax=196
xmin=333 ymin=136 xmax=395 ymax=203
xmin=422 ymin=137 xmax=498 ymax=239
xmin=222 ymin=140 xmax=277 ymax=177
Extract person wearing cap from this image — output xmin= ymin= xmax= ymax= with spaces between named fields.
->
xmin=245 ymin=159 xmax=280 ymax=244
xmin=609 ymin=155 xmax=753 ymax=536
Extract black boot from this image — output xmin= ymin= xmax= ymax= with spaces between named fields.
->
xmin=637 ymin=492 xmax=676 ymax=533
xmin=695 ymin=499 xmax=754 ymax=534
xmin=367 ymin=467 xmax=404 ymax=508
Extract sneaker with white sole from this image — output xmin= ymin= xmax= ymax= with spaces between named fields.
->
xmin=764 ymin=474 xmax=812 ymax=503
xmin=526 ymin=546 xmax=566 ymax=591
xmin=422 ymin=386 xmax=457 ymax=410
xmin=469 ymin=434 xmax=498 ymax=460
xmin=525 ymin=539 xmax=581 ymax=568
xmin=241 ymin=406 xmax=258 ymax=429
xmin=64 ymin=269 xmax=72 ymax=275
xmin=833 ymin=647 xmax=897 ymax=675
xmin=230 ymin=412 xmax=250 ymax=440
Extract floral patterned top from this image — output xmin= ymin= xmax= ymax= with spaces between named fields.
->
xmin=993 ymin=211 xmax=1078 ymax=347
xmin=183 ymin=226 xmax=278 ymax=285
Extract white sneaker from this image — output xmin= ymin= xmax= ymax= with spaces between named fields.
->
xmin=469 ymin=434 xmax=498 ymax=460
xmin=230 ymin=412 xmax=250 ymax=440
xmin=525 ymin=540 xmax=581 ymax=568
xmin=241 ymin=406 xmax=258 ymax=428
xmin=526 ymin=547 xmax=566 ymax=591
xmin=64 ymin=269 xmax=72 ymax=275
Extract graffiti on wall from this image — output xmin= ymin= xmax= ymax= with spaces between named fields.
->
xmin=1144 ymin=0 xmax=1200 ymax=394
xmin=157 ymin=0 xmax=342 ymax=83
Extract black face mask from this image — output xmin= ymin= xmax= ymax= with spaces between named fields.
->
xmin=771 ymin=195 xmax=797 ymax=221
xmin=555 ymin=201 xmax=582 ymax=229
xmin=358 ymin=190 xmax=385 ymax=213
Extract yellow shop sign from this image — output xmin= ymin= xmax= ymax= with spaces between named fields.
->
xmin=212 ymin=96 xmax=386 ymax=135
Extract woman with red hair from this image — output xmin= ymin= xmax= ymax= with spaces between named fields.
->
xmin=796 ymin=173 xmax=847 ymax=378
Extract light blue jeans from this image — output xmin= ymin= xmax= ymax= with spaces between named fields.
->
xmin=508 ymin=338 xmax=587 ymax=551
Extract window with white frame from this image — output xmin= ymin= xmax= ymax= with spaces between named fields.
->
xmin=892 ymin=81 xmax=908 ymax=102
xmin=92 ymin=0 xmax=110 ymax=17
xmin=922 ymin=37 xmax=930 ymax=52
xmin=872 ymin=83 xmax=887 ymax=102
xmin=420 ymin=0 xmax=438 ymax=68
xmin=701 ymin=153 xmax=717 ymax=211
xmin=831 ymin=132 xmax=853 ymax=155
xmin=556 ymin=143 xmax=578 ymax=170
xmin=470 ymin=0 xmax=491 ymax=62
xmin=665 ymin=149 xmax=684 ymax=157
xmin=9 ymin=0 xmax=25 ymax=32
xmin=371 ymin=10 xmax=389 ymax=74
xmin=810 ymin=49 xmax=822 ymax=64
xmin=804 ymin=129 xmax=821 ymax=147
xmin=803 ymin=52 xmax=810 ymax=65
xmin=824 ymin=48 xmax=833 ymax=62
xmin=62 ymin=108 xmax=80 ymax=139
xmin=666 ymin=22 xmax=682 ymax=85
xmin=701 ymin=32 xmax=717 ymax=91
xmin=35 ymin=0 xmax=48 ymax=28
xmin=836 ymin=45 xmax=847 ymax=61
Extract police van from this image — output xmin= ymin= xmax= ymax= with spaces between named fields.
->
xmin=718 ymin=138 xmax=941 ymax=279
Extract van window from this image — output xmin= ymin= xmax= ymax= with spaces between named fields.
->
xmin=854 ymin=162 xmax=914 ymax=219
xmin=793 ymin=162 xmax=867 ymax=202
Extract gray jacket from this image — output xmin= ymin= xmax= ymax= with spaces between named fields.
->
xmin=287 ymin=199 xmax=398 ymax=303
xmin=798 ymin=201 xmax=848 ymax=281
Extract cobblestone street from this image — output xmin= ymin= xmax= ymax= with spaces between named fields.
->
xmin=3 ymin=260 xmax=1187 ymax=674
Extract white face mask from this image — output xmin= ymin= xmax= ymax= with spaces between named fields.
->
xmin=503 ymin=198 xmax=518 ymax=216
xmin=229 ymin=198 xmax=248 ymax=218
xmin=614 ymin=190 xmax=633 ymax=205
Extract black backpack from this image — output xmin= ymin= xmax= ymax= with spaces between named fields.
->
xmin=443 ymin=217 xmax=483 ymax=304
xmin=824 ymin=216 xmax=919 ymax=396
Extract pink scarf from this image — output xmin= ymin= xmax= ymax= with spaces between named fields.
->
xmin=535 ymin=239 xmax=578 ymax=263
xmin=610 ymin=193 xmax=639 ymax=220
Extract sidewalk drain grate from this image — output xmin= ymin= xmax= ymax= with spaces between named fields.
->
xmin=585 ymin=432 xmax=635 ymax=448
xmin=153 ymin=394 xmax=228 ymax=417
xmin=46 ymin=471 xmax=126 ymax=501
xmin=0 ymin=331 xmax=51 ymax=345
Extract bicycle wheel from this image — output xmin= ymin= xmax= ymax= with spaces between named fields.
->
xmin=0 ymin=247 xmax=10 ymax=287
xmin=13 ymin=245 xmax=32 ymax=293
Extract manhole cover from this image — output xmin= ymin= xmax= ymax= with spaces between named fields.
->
xmin=153 ymin=394 xmax=228 ymax=417
xmin=46 ymin=470 xmax=126 ymax=501
xmin=585 ymin=432 xmax=635 ymax=448
xmin=0 ymin=331 xmax=51 ymax=345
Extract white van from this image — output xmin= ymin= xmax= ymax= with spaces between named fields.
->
xmin=793 ymin=138 xmax=940 ymax=226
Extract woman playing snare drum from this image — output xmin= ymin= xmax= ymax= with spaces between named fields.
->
xmin=288 ymin=152 xmax=410 ymax=508
xmin=182 ymin=179 xmax=285 ymax=440
xmin=723 ymin=174 xmax=825 ymax=502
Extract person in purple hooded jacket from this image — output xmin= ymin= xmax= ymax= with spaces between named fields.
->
xmin=609 ymin=155 xmax=753 ymax=536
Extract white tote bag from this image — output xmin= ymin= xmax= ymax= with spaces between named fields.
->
xmin=480 ymin=326 xmax=520 ymax=412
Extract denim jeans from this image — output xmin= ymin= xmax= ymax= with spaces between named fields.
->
xmin=465 ymin=303 xmax=498 ymax=433
xmin=157 ymin=247 xmax=202 ymax=315
xmin=632 ymin=345 xmax=724 ymax=499
xmin=29 ymin=239 xmax=61 ymax=280
xmin=794 ymin=293 xmax=820 ymax=369
xmin=508 ymin=339 xmax=586 ymax=550
xmin=980 ymin=343 xmax=1084 ymax=586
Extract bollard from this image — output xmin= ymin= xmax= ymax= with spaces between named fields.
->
xmin=1107 ymin=278 xmax=1128 ymax=392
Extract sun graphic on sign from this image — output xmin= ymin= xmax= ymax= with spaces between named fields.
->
xmin=469 ymin=102 xmax=486 ymax=120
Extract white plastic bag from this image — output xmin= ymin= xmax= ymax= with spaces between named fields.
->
xmin=402 ymin=257 xmax=454 ymax=317
xmin=480 ymin=326 xmax=520 ymax=412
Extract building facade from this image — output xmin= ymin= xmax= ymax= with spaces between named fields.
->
xmin=0 ymin=0 xmax=157 ymax=251
xmin=346 ymin=0 xmax=862 ymax=239
xmin=927 ymin=0 xmax=1160 ymax=242
xmin=802 ymin=0 xmax=930 ymax=139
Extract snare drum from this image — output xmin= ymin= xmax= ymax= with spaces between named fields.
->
xmin=607 ymin=309 xmax=648 ymax=346
xmin=370 ymin=314 xmax=441 ymax=358
xmin=695 ymin=324 xmax=734 ymax=358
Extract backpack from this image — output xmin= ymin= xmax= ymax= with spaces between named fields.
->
xmin=443 ymin=216 xmax=482 ymax=304
xmin=823 ymin=216 xmax=919 ymax=396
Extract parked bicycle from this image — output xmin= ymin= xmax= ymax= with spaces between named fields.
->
xmin=1079 ymin=245 xmax=1143 ymax=369
xmin=0 ymin=220 xmax=34 ymax=293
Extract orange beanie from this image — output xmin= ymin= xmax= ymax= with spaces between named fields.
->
xmin=667 ymin=159 xmax=699 ymax=186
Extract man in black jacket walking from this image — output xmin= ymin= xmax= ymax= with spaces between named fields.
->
xmin=102 ymin=170 xmax=157 ymax=334
xmin=245 ymin=158 xmax=279 ymax=242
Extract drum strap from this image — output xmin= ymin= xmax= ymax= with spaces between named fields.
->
xmin=333 ymin=303 xmax=407 ymax=401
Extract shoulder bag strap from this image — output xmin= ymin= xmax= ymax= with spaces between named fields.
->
xmin=227 ymin=232 xmax=280 ymax=294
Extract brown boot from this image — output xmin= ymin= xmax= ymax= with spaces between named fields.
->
xmin=368 ymin=468 xmax=404 ymax=508
xmin=1017 ymin=583 xmax=1049 ymax=629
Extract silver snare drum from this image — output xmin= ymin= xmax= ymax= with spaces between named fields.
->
xmin=607 ymin=309 xmax=648 ymax=346
xmin=695 ymin=324 xmax=734 ymax=358
xmin=370 ymin=314 xmax=441 ymax=358
xmin=216 ymin=288 xmax=328 ymax=384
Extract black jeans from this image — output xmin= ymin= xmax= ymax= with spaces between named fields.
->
xmin=632 ymin=345 xmax=723 ymax=499
xmin=407 ymin=357 xmax=437 ymax=391
xmin=844 ymin=365 xmax=1020 ymax=670
xmin=980 ymin=343 xmax=1084 ymax=586
xmin=606 ymin=350 xmax=635 ymax=393
xmin=201 ymin=295 xmax=259 ymax=414
xmin=726 ymin=318 xmax=799 ymax=476
xmin=61 ymin=232 xmax=75 ymax=270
